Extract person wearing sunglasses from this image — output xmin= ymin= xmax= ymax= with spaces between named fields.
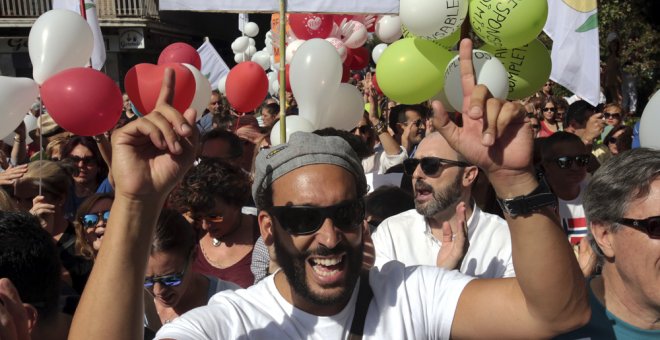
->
xmin=537 ymin=96 xmax=561 ymax=138
xmin=556 ymin=148 xmax=660 ymax=339
xmin=601 ymin=103 xmax=624 ymax=128
xmin=371 ymin=132 xmax=515 ymax=278
xmin=73 ymin=193 xmax=114 ymax=261
xmin=143 ymin=209 xmax=238 ymax=333
xmin=593 ymin=125 xmax=633 ymax=165
xmin=540 ymin=132 xmax=593 ymax=246
xmin=563 ymin=100 xmax=605 ymax=149
xmin=70 ymin=43 xmax=589 ymax=340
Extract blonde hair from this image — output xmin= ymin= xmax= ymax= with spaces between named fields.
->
xmin=73 ymin=193 xmax=114 ymax=260
xmin=45 ymin=136 xmax=69 ymax=160
xmin=19 ymin=160 xmax=71 ymax=200
xmin=0 ymin=188 xmax=19 ymax=211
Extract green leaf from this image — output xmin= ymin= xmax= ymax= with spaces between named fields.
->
xmin=576 ymin=13 xmax=598 ymax=32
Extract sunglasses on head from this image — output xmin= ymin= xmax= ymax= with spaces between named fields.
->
xmin=543 ymin=107 xmax=557 ymax=113
xmin=80 ymin=210 xmax=110 ymax=228
xmin=267 ymin=199 xmax=365 ymax=236
xmin=617 ymin=216 xmax=660 ymax=239
xmin=68 ymin=155 xmax=97 ymax=165
xmin=403 ymin=157 xmax=470 ymax=176
xmin=554 ymin=155 xmax=590 ymax=169
xmin=603 ymin=112 xmax=621 ymax=120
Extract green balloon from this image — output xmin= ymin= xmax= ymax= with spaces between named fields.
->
xmin=481 ymin=39 xmax=551 ymax=100
xmin=469 ymin=0 xmax=548 ymax=48
xmin=401 ymin=24 xmax=461 ymax=50
xmin=376 ymin=38 xmax=453 ymax=104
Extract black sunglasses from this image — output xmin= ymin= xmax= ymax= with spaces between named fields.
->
xmin=607 ymin=137 xmax=618 ymax=144
xmin=554 ymin=155 xmax=590 ymax=169
xmin=68 ymin=155 xmax=97 ymax=165
xmin=267 ymin=199 xmax=365 ymax=235
xmin=403 ymin=157 xmax=470 ymax=176
xmin=543 ymin=107 xmax=557 ymax=113
xmin=603 ymin=112 xmax=621 ymax=119
xmin=80 ymin=210 xmax=110 ymax=228
xmin=616 ymin=216 xmax=660 ymax=239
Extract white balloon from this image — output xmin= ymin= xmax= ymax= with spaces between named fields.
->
xmin=267 ymin=71 xmax=279 ymax=96
xmin=231 ymin=36 xmax=249 ymax=53
xmin=29 ymin=9 xmax=93 ymax=85
xmin=371 ymin=43 xmax=388 ymax=64
xmin=325 ymin=37 xmax=347 ymax=62
xmin=251 ymin=51 xmax=271 ymax=70
xmin=444 ymin=50 xmax=509 ymax=113
xmin=375 ymin=15 xmax=403 ymax=44
xmin=2 ymin=113 xmax=39 ymax=145
xmin=248 ymin=38 xmax=256 ymax=46
xmin=343 ymin=21 xmax=369 ymax=49
xmin=234 ymin=53 xmax=247 ymax=64
xmin=639 ymin=90 xmax=660 ymax=149
xmin=244 ymin=22 xmax=259 ymax=38
xmin=217 ymin=75 xmax=228 ymax=95
xmin=245 ymin=45 xmax=257 ymax=58
xmin=317 ymin=83 xmax=365 ymax=131
xmin=285 ymin=39 xmax=306 ymax=64
xmin=400 ymin=0 xmax=468 ymax=40
xmin=182 ymin=64 xmax=212 ymax=121
xmin=430 ymin=88 xmax=455 ymax=112
xmin=270 ymin=116 xmax=315 ymax=146
xmin=0 ymin=77 xmax=39 ymax=139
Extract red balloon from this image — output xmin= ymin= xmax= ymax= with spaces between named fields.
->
xmin=372 ymin=74 xmax=383 ymax=95
xmin=225 ymin=61 xmax=268 ymax=113
xmin=341 ymin=64 xmax=350 ymax=83
xmin=124 ymin=63 xmax=196 ymax=115
xmin=349 ymin=47 xmax=370 ymax=70
xmin=41 ymin=68 xmax=122 ymax=136
xmin=332 ymin=14 xmax=354 ymax=26
xmin=284 ymin=64 xmax=292 ymax=92
xmin=158 ymin=42 xmax=202 ymax=70
xmin=289 ymin=13 xmax=334 ymax=40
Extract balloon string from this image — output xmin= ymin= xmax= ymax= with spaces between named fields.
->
xmin=38 ymin=97 xmax=43 ymax=196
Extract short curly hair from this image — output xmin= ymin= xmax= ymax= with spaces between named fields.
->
xmin=169 ymin=158 xmax=251 ymax=214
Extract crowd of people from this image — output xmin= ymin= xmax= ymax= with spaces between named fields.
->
xmin=0 ymin=39 xmax=658 ymax=340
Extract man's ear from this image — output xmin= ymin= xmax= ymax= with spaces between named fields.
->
xmin=462 ymin=166 xmax=479 ymax=187
xmin=258 ymin=210 xmax=274 ymax=246
xmin=591 ymin=221 xmax=615 ymax=258
xmin=23 ymin=303 xmax=39 ymax=334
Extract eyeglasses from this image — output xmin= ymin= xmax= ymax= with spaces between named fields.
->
xmin=616 ymin=216 xmax=660 ymax=239
xmin=184 ymin=211 xmax=224 ymax=225
xmin=68 ymin=155 xmax=97 ymax=165
xmin=80 ymin=210 xmax=110 ymax=228
xmin=543 ymin=107 xmax=557 ymax=113
xmin=603 ymin=112 xmax=621 ymax=120
xmin=144 ymin=267 xmax=186 ymax=289
xmin=403 ymin=157 xmax=471 ymax=176
xmin=267 ymin=199 xmax=365 ymax=235
xmin=553 ymin=155 xmax=590 ymax=169
xmin=404 ymin=118 xmax=425 ymax=128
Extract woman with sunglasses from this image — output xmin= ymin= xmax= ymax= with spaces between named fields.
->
xmin=144 ymin=209 xmax=238 ymax=333
xmin=593 ymin=125 xmax=633 ymax=165
xmin=61 ymin=136 xmax=111 ymax=219
xmin=601 ymin=103 xmax=625 ymax=127
xmin=169 ymin=158 xmax=259 ymax=288
xmin=537 ymin=96 xmax=561 ymax=138
xmin=73 ymin=193 xmax=114 ymax=261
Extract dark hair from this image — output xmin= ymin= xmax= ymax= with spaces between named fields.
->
xmin=169 ymin=158 xmax=251 ymax=214
xmin=313 ymin=127 xmax=375 ymax=160
xmin=73 ymin=193 xmax=115 ymax=260
xmin=388 ymin=104 xmax=428 ymax=132
xmin=564 ymin=100 xmax=595 ymax=127
xmin=365 ymin=186 xmax=414 ymax=223
xmin=61 ymin=136 xmax=108 ymax=183
xmin=151 ymin=208 xmax=196 ymax=258
xmin=201 ymin=128 xmax=243 ymax=159
xmin=555 ymin=97 xmax=569 ymax=112
xmin=0 ymin=211 xmax=61 ymax=321
xmin=604 ymin=125 xmax=633 ymax=151
xmin=212 ymin=113 xmax=237 ymax=132
xmin=261 ymin=102 xmax=280 ymax=116
xmin=540 ymin=131 xmax=585 ymax=162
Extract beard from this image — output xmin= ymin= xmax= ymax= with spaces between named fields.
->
xmin=272 ymin=227 xmax=364 ymax=307
xmin=414 ymin=170 xmax=463 ymax=218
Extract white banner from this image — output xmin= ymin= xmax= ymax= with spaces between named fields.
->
xmin=197 ymin=39 xmax=230 ymax=91
xmin=161 ymin=0 xmax=399 ymax=14
xmin=52 ymin=0 xmax=106 ymax=70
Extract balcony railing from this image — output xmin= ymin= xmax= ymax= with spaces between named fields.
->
xmin=0 ymin=0 xmax=158 ymax=19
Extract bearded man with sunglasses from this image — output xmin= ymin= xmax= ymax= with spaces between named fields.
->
xmin=556 ymin=148 xmax=660 ymax=339
xmin=67 ymin=40 xmax=589 ymax=340
xmin=371 ymin=132 xmax=515 ymax=278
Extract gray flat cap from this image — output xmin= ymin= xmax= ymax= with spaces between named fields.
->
xmin=252 ymin=131 xmax=366 ymax=209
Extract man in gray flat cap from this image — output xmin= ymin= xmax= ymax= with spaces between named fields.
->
xmin=65 ymin=40 xmax=589 ymax=340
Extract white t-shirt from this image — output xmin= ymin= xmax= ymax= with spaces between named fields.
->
xmin=156 ymin=261 xmax=473 ymax=339
xmin=372 ymin=205 xmax=516 ymax=278
xmin=362 ymin=145 xmax=407 ymax=175
xmin=558 ymin=181 xmax=589 ymax=246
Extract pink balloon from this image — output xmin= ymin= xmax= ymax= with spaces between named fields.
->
xmin=158 ymin=42 xmax=201 ymax=70
xmin=41 ymin=68 xmax=122 ymax=136
xmin=289 ymin=13 xmax=334 ymax=40
xmin=325 ymin=37 xmax=347 ymax=62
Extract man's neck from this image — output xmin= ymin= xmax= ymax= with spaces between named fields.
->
xmin=274 ymin=270 xmax=354 ymax=317
xmin=549 ymin=181 xmax=581 ymax=201
xmin=596 ymin=266 xmax=660 ymax=330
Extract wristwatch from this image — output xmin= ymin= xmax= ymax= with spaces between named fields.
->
xmin=496 ymin=178 xmax=556 ymax=217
